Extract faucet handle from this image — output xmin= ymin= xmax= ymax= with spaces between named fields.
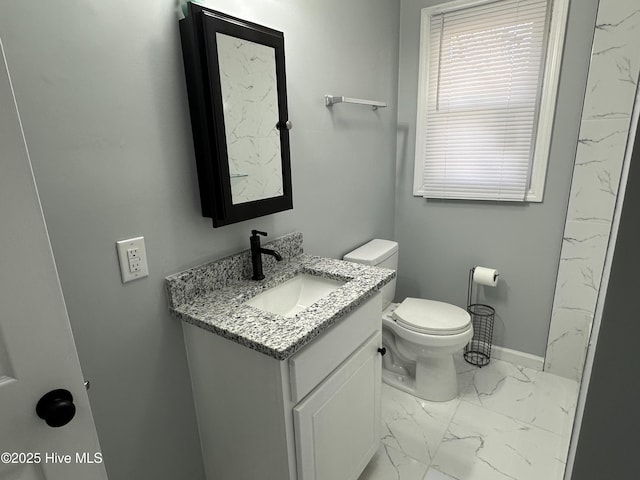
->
xmin=251 ymin=230 xmax=268 ymax=237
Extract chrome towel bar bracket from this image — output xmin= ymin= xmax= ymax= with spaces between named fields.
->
xmin=324 ymin=95 xmax=387 ymax=110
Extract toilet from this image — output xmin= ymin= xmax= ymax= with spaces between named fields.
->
xmin=344 ymin=239 xmax=473 ymax=402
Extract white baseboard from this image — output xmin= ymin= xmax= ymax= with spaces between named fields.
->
xmin=491 ymin=346 xmax=544 ymax=371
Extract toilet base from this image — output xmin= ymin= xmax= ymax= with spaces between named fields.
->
xmin=382 ymin=368 xmax=416 ymax=396
xmin=381 ymin=353 xmax=459 ymax=402
xmin=416 ymin=354 xmax=459 ymax=401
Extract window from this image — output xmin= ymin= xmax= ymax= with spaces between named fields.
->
xmin=413 ymin=0 xmax=569 ymax=202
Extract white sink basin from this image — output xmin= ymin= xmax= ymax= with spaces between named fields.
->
xmin=245 ymin=273 xmax=345 ymax=318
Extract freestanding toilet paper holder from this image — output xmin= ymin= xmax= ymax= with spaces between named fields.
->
xmin=464 ymin=267 xmax=498 ymax=367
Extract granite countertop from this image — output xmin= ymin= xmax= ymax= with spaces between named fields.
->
xmin=165 ymin=233 xmax=395 ymax=360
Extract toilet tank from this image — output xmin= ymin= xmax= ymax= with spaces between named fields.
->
xmin=343 ymin=239 xmax=398 ymax=309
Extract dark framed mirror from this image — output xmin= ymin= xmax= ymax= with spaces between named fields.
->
xmin=180 ymin=3 xmax=293 ymax=227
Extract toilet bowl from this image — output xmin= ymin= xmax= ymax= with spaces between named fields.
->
xmin=381 ymin=301 xmax=472 ymax=401
xmin=344 ymin=239 xmax=472 ymax=402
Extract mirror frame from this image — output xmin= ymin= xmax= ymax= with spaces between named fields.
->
xmin=180 ymin=4 xmax=293 ymax=227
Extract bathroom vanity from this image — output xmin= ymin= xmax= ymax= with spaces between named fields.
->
xmin=165 ymin=233 xmax=395 ymax=480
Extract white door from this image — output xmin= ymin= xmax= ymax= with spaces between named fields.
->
xmin=0 ymin=38 xmax=108 ymax=480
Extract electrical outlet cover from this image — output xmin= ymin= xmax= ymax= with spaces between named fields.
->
xmin=116 ymin=237 xmax=149 ymax=283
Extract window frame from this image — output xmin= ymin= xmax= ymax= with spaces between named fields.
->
xmin=412 ymin=0 xmax=570 ymax=203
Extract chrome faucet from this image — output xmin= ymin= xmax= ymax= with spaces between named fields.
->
xmin=250 ymin=230 xmax=283 ymax=281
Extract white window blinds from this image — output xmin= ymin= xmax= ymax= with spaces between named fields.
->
xmin=415 ymin=0 xmax=550 ymax=201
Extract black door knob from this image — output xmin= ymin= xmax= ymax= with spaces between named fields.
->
xmin=36 ymin=389 xmax=76 ymax=427
xmin=377 ymin=347 xmax=387 ymax=356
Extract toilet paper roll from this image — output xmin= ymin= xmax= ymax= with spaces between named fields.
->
xmin=473 ymin=267 xmax=499 ymax=287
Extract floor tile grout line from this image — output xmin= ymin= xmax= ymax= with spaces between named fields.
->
xmin=426 ymin=397 xmax=465 ymax=474
xmin=457 ymin=395 xmax=573 ymax=440
xmin=461 ymin=390 xmax=578 ymax=438
xmin=423 ymin=466 xmax=463 ymax=480
xmin=459 ymin=360 xmax=580 ymax=438
xmin=423 ymin=365 xmax=479 ymax=476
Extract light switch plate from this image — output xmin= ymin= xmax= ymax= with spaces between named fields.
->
xmin=116 ymin=236 xmax=149 ymax=283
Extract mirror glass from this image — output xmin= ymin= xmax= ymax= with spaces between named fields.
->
xmin=216 ymin=33 xmax=284 ymax=205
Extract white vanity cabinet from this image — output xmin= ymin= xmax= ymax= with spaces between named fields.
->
xmin=182 ymin=293 xmax=382 ymax=480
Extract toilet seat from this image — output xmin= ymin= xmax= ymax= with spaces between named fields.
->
xmin=392 ymin=298 xmax=471 ymax=336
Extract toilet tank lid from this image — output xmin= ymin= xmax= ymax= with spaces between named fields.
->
xmin=343 ymin=239 xmax=398 ymax=266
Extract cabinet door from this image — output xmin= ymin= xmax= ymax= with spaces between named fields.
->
xmin=293 ymin=333 xmax=381 ymax=480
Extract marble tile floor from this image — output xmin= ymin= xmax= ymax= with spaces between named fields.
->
xmin=359 ymin=355 xmax=579 ymax=480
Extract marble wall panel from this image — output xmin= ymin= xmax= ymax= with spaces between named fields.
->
xmin=553 ymin=220 xmax=612 ymax=313
xmin=582 ymin=6 xmax=640 ymax=120
xmin=545 ymin=0 xmax=640 ymax=381
xmin=565 ymin=119 xmax=630 ymax=223
xmin=544 ymin=308 xmax=593 ymax=380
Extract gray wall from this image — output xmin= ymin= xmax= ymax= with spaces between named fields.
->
xmin=570 ymin=120 xmax=640 ymax=479
xmin=0 ymin=1 xmax=399 ymax=479
xmin=394 ymin=0 xmax=599 ymax=357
